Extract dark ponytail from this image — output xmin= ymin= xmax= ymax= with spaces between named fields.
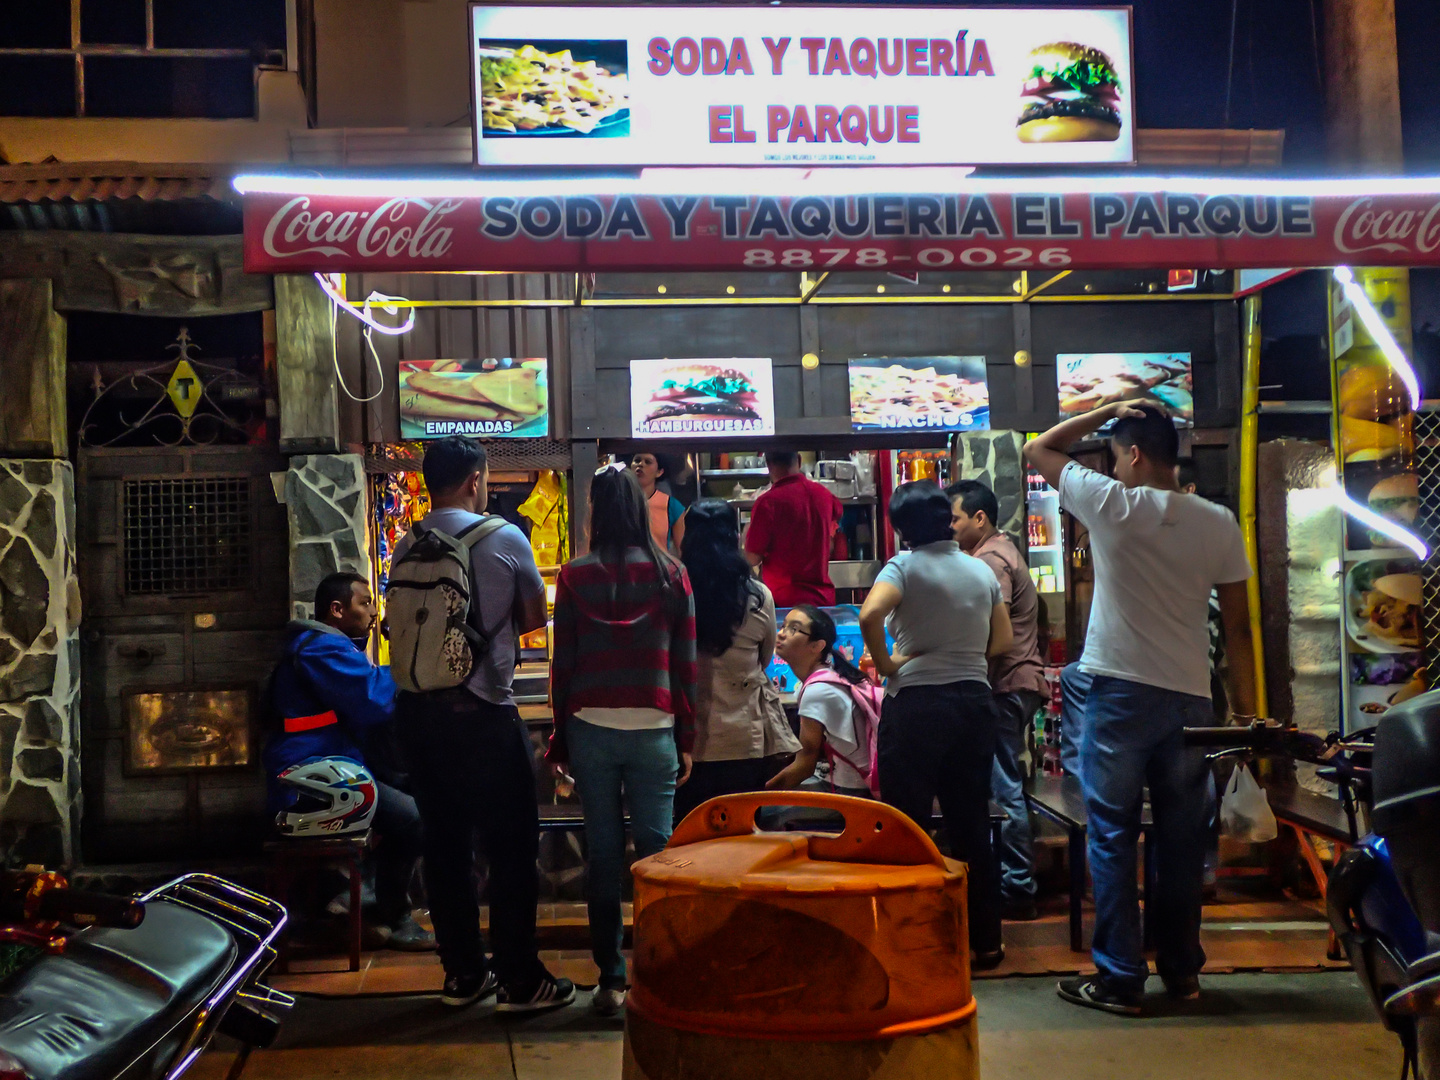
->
xmin=793 ymin=605 xmax=866 ymax=685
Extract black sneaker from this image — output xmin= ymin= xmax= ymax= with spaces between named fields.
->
xmin=1057 ymin=975 xmax=1144 ymax=1016
xmin=496 ymin=973 xmax=577 ymax=1014
xmin=973 ymin=948 xmax=1006 ymax=971
xmin=1163 ymin=975 xmax=1201 ymax=1002
xmin=441 ymin=971 xmax=498 ymax=1008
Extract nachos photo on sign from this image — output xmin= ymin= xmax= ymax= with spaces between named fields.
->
xmin=848 ymin=357 xmax=989 ymax=432
xmin=478 ymin=39 xmax=629 ymax=137
xmin=399 ymin=359 xmax=549 ymax=439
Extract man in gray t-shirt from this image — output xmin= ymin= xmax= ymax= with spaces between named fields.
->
xmin=391 ymin=437 xmax=572 ymax=1013
xmin=391 ymin=507 xmax=544 ymax=707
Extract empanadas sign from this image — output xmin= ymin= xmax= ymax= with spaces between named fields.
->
xmin=398 ymin=359 xmax=550 ymax=439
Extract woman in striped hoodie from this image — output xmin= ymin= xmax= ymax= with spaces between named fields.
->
xmin=548 ymin=465 xmax=697 ymax=1016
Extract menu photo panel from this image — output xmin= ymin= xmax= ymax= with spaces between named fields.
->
xmin=629 ymin=358 xmax=776 ymax=438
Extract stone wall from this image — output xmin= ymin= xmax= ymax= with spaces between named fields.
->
xmin=955 ymin=430 xmax=1028 ymax=550
xmin=0 ymin=460 xmax=80 ymax=867
xmin=286 ymin=454 xmax=371 ymax=620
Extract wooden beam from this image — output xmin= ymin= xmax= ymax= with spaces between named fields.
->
xmin=275 ymin=273 xmax=340 ymax=454
xmin=0 ymin=279 xmax=66 ymax=458
xmin=1323 ymin=0 xmax=1403 ymax=168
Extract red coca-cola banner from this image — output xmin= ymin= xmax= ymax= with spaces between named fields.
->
xmin=242 ymin=187 xmax=1440 ymax=274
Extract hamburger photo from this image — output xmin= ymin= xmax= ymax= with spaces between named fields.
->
xmin=1017 ymin=42 xmax=1123 ymax=143
xmin=642 ymin=364 xmax=762 ymax=424
xmin=1366 ymin=472 xmax=1419 ymax=546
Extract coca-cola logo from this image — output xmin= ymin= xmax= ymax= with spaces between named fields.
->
xmin=1333 ymin=197 xmax=1440 ymax=257
xmin=260 ymin=196 xmax=461 ymax=261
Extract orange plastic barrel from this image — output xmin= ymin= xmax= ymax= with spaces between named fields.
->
xmin=622 ymin=792 xmax=978 ymax=1080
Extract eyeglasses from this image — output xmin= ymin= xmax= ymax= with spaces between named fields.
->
xmin=776 ymin=623 xmax=814 ymax=639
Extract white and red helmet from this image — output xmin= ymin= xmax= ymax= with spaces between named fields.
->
xmin=275 ymin=757 xmax=377 ymax=837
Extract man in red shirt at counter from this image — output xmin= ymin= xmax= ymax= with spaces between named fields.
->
xmin=744 ymin=451 xmax=844 ymax=607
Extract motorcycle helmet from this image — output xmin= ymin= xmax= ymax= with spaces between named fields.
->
xmin=275 ymin=757 xmax=377 ymax=837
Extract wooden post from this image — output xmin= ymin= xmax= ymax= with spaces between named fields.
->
xmin=0 ymin=280 xmax=66 ymax=459
xmin=1322 ymin=0 xmax=1403 ymax=169
xmin=275 ymin=273 xmax=340 ymax=454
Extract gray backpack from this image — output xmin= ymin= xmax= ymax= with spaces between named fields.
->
xmin=384 ymin=516 xmax=508 ymax=693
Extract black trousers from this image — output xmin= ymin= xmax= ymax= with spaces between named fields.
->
xmin=878 ymin=680 xmax=1002 ymax=955
xmin=371 ymin=780 xmax=423 ymax=926
xmin=672 ymin=757 xmax=772 ymax=824
xmin=397 ymin=688 xmax=542 ymax=986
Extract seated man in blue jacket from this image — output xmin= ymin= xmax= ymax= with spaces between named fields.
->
xmin=264 ymin=572 xmax=434 ymax=951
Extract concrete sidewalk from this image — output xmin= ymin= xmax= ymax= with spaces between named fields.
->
xmin=192 ymin=971 xmax=1397 ymax=1080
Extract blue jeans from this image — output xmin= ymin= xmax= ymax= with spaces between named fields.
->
xmin=1059 ymin=662 xmax=1092 ymax=781
xmin=1082 ymin=675 xmax=1212 ymax=994
xmin=991 ymin=690 xmax=1046 ymax=902
xmin=567 ymin=719 xmax=679 ymax=990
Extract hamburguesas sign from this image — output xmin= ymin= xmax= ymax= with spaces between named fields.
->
xmin=468 ymin=5 xmax=1136 ymax=166
xmin=242 ymin=186 xmax=1440 ymax=273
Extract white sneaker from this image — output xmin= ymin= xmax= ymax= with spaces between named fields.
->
xmin=592 ymin=987 xmax=627 ymax=1017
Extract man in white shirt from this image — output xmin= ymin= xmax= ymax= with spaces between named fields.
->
xmin=1024 ymin=402 xmax=1256 ymax=1016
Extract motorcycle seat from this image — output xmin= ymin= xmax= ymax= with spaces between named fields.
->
xmin=0 ymin=898 xmax=239 ymax=1080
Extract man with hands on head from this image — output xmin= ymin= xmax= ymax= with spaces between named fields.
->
xmin=1023 ymin=400 xmax=1257 ymax=1016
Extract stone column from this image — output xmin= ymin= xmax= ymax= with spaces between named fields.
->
xmin=954 ymin=431 xmax=1027 ymax=547
xmin=285 ymin=454 xmax=372 ymax=620
xmin=0 ymin=461 xmax=81 ymax=866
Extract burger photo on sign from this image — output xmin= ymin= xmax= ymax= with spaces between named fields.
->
xmin=1017 ymin=42 xmax=1123 ymax=143
xmin=642 ymin=364 xmax=762 ymax=424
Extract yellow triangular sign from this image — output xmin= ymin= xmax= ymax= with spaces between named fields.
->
xmin=166 ymin=359 xmax=201 ymax=418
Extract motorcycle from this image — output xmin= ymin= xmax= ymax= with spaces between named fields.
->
xmin=0 ymin=870 xmax=294 ymax=1080
xmin=1185 ymin=707 xmax=1440 ymax=1080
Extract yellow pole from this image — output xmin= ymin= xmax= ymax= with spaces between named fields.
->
xmin=1239 ymin=295 xmax=1269 ymax=718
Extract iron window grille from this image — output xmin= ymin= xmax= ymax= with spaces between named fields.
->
xmin=123 ymin=477 xmax=252 ymax=595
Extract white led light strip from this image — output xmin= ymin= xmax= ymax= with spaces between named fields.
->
xmin=1336 ymin=491 xmax=1428 ymax=560
xmin=234 ymin=172 xmax=1440 ymax=201
xmin=1333 ymin=267 xmax=1423 ymax=411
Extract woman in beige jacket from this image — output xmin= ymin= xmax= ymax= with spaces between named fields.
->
xmin=674 ymin=499 xmax=784 ymax=822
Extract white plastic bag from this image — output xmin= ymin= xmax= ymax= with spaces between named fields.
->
xmin=1220 ymin=763 xmax=1279 ymax=843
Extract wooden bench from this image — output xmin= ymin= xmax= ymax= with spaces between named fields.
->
xmin=1026 ymin=773 xmax=1156 ymax=953
xmin=265 ymin=833 xmax=369 ymax=973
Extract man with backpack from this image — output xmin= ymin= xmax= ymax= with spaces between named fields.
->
xmin=387 ymin=436 xmax=573 ymax=1012
xmin=263 ymin=572 xmax=433 ymax=951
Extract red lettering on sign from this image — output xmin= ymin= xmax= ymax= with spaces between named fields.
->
xmin=788 ymin=105 xmax=816 ymax=143
xmin=728 ymin=37 xmax=754 ymax=76
xmin=767 ymin=105 xmax=791 ymax=142
xmin=647 ymin=38 xmax=672 ymax=76
xmin=966 ymin=38 xmax=994 ymax=76
xmin=878 ymin=38 xmax=904 ymax=76
xmin=905 ymin=38 xmax=928 ymax=76
xmin=823 ymin=38 xmax=850 ymax=75
xmin=762 ymin=36 xmax=790 ymax=75
xmin=799 ymin=37 xmax=825 ymax=75
xmin=709 ymin=105 xmax=733 ymax=143
xmin=898 ymin=106 xmax=920 ymax=142
xmin=869 ymin=105 xmax=895 ymax=142
xmin=733 ymin=105 xmax=757 ymax=142
xmin=673 ymin=37 xmax=700 ymax=75
xmin=702 ymin=37 xmax=727 ymax=75
xmin=930 ymin=38 xmax=956 ymax=76
xmin=815 ymin=105 xmax=842 ymax=143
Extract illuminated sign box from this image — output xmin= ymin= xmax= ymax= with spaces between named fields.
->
xmin=848 ymin=356 xmax=989 ymax=432
xmin=469 ymin=5 xmax=1136 ymax=167
xmin=630 ymin=358 xmax=776 ymax=438
xmin=399 ymin=359 xmax=550 ymax=439
xmin=1057 ymin=352 xmax=1193 ymax=426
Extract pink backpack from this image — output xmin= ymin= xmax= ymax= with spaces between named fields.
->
xmin=798 ymin=668 xmax=884 ymax=798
